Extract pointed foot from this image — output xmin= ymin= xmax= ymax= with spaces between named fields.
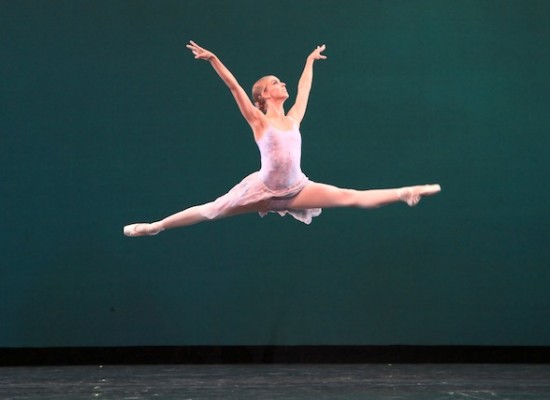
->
xmin=398 ymin=184 xmax=441 ymax=206
xmin=123 ymin=222 xmax=163 ymax=237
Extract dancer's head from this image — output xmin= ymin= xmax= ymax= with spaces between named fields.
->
xmin=252 ymin=75 xmax=288 ymax=113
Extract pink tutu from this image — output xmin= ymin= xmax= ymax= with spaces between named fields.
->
xmin=202 ymin=172 xmax=322 ymax=224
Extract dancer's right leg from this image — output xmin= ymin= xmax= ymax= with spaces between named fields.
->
xmin=160 ymin=204 xmax=213 ymax=229
xmin=123 ymin=200 xmax=269 ymax=237
xmin=123 ymin=204 xmax=206 ymax=237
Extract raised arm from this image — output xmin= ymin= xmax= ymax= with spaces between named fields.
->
xmin=287 ymin=44 xmax=327 ymax=124
xmin=186 ymin=41 xmax=265 ymax=131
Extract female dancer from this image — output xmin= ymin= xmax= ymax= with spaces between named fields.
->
xmin=124 ymin=41 xmax=440 ymax=236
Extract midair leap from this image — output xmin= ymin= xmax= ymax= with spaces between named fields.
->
xmin=124 ymin=41 xmax=440 ymax=237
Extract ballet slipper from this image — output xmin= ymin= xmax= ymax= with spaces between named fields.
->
xmin=397 ymin=184 xmax=441 ymax=206
xmin=123 ymin=222 xmax=164 ymax=237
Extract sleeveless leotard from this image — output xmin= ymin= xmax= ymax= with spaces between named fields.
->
xmin=200 ymin=121 xmax=322 ymax=224
xmin=257 ymin=123 xmax=304 ymax=190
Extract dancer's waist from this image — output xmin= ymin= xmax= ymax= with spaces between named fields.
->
xmin=258 ymin=168 xmax=305 ymax=191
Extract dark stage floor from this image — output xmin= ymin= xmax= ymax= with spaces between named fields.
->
xmin=1 ymin=364 xmax=549 ymax=399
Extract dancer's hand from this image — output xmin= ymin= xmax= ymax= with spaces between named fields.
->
xmin=307 ymin=44 xmax=327 ymax=61
xmin=186 ymin=40 xmax=215 ymax=60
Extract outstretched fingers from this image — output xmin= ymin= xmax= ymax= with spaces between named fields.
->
xmin=185 ymin=40 xmax=201 ymax=57
xmin=186 ymin=40 xmax=213 ymax=60
xmin=310 ymin=44 xmax=327 ymax=60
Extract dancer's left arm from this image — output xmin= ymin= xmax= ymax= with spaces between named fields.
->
xmin=287 ymin=45 xmax=327 ymax=124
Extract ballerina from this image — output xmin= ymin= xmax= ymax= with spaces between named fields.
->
xmin=124 ymin=41 xmax=440 ymax=237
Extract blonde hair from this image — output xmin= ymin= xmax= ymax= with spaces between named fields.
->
xmin=251 ymin=76 xmax=271 ymax=114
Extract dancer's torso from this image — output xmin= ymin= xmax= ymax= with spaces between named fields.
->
xmin=256 ymin=123 xmax=303 ymax=190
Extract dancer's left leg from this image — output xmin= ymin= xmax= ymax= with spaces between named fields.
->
xmin=287 ymin=182 xmax=440 ymax=210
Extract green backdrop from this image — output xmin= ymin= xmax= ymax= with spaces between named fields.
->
xmin=1 ymin=0 xmax=549 ymax=347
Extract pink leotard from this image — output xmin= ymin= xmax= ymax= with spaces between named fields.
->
xmin=257 ymin=123 xmax=304 ymax=190
xmin=200 ymin=120 xmax=322 ymax=224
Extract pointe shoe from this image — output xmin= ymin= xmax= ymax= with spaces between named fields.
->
xmin=398 ymin=184 xmax=441 ymax=206
xmin=123 ymin=223 xmax=163 ymax=237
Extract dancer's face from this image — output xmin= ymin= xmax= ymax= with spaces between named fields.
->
xmin=262 ymin=76 xmax=289 ymax=101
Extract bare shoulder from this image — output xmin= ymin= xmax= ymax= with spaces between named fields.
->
xmin=286 ymin=110 xmax=303 ymax=126
xmin=251 ymin=113 xmax=270 ymax=141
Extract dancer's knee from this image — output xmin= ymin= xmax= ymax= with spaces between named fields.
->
xmin=197 ymin=201 xmax=241 ymax=220
xmin=197 ymin=203 xmax=220 ymax=220
xmin=338 ymin=188 xmax=360 ymax=207
xmin=324 ymin=187 xmax=359 ymax=207
xmin=195 ymin=197 xmax=270 ymax=222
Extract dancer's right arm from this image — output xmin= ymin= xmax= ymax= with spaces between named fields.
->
xmin=186 ymin=41 xmax=265 ymax=132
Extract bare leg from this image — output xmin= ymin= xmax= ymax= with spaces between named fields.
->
xmin=287 ymin=182 xmax=441 ymax=210
xmin=123 ymin=200 xmax=270 ymax=237
xmin=123 ymin=184 xmax=440 ymax=236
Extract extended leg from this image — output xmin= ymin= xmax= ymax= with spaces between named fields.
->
xmin=287 ymin=182 xmax=440 ymax=210
xmin=123 ymin=204 xmax=205 ymax=237
xmin=123 ymin=199 xmax=270 ymax=237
